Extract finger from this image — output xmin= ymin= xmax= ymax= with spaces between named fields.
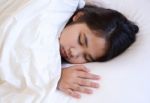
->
xmin=74 ymin=65 xmax=90 ymax=72
xmin=67 ymin=89 xmax=81 ymax=98
xmin=58 ymin=85 xmax=79 ymax=98
xmin=60 ymin=88 xmax=81 ymax=98
xmin=72 ymin=85 xmax=93 ymax=94
xmin=78 ymin=72 xmax=100 ymax=80
xmin=77 ymin=78 xmax=100 ymax=88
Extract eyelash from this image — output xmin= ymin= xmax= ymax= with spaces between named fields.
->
xmin=78 ymin=34 xmax=89 ymax=61
xmin=79 ymin=34 xmax=83 ymax=46
xmin=78 ymin=34 xmax=90 ymax=62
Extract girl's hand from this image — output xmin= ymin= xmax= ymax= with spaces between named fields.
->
xmin=57 ymin=65 xmax=100 ymax=99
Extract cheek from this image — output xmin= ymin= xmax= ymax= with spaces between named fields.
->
xmin=60 ymin=27 xmax=80 ymax=51
xmin=62 ymin=39 xmax=75 ymax=48
xmin=62 ymin=35 xmax=78 ymax=47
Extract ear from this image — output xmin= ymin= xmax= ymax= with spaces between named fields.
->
xmin=72 ymin=11 xmax=84 ymax=22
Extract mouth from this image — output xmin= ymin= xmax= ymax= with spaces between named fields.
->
xmin=60 ymin=46 xmax=68 ymax=60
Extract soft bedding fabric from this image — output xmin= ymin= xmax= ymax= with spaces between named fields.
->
xmin=0 ymin=0 xmax=150 ymax=103
xmin=0 ymin=0 xmax=85 ymax=103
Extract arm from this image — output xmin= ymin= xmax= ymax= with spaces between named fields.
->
xmin=57 ymin=65 xmax=100 ymax=98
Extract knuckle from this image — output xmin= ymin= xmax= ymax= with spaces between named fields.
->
xmin=67 ymin=91 xmax=72 ymax=95
xmin=83 ymin=88 xmax=89 ymax=92
xmin=67 ymin=89 xmax=73 ymax=95
xmin=90 ymin=82 xmax=94 ymax=86
xmin=90 ymin=82 xmax=99 ymax=87
xmin=80 ymin=79 xmax=86 ymax=84
xmin=74 ymin=85 xmax=82 ymax=92
xmin=82 ymin=72 xmax=87 ymax=77
xmin=80 ymin=79 xmax=88 ymax=85
xmin=68 ymin=90 xmax=78 ymax=97
xmin=84 ymin=81 xmax=91 ymax=86
xmin=76 ymin=86 xmax=81 ymax=91
xmin=84 ymin=88 xmax=93 ymax=94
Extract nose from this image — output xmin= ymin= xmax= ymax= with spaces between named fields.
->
xmin=69 ymin=47 xmax=83 ymax=59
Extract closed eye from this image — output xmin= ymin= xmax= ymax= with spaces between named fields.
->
xmin=78 ymin=34 xmax=84 ymax=46
xmin=78 ymin=33 xmax=87 ymax=47
xmin=83 ymin=33 xmax=88 ymax=47
xmin=78 ymin=33 xmax=83 ymax=46
xmin=78 ymin=33 xmax=94 ymax=62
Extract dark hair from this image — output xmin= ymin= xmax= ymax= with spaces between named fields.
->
xmin=67 ymin=5 xmax=139 ymax=62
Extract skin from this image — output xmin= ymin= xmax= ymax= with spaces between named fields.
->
xmin=58 ymin=65 xmax=100 ymax=98
xmin=58 ymin=12 xmax=107 ymax=98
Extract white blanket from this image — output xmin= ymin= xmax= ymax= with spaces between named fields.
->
xmin=0 ymin=0 xmax=85 ymax=102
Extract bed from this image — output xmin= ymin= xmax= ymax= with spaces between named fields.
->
xmin=0 ymin=0 xmax=150 ymax=103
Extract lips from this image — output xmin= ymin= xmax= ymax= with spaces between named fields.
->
xmin=60 ymin=46 xmax=68 ymax=59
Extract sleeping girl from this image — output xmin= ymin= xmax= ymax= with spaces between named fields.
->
xmin=57 ymin=5 xmax=139 ymax=98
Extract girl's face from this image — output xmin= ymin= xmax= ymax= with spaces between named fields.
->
xmin=59 ymin=23 xmax=107 ymax=64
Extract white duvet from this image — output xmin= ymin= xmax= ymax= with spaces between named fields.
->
xmin=0 ymin=0 xmax=85 ymax=102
